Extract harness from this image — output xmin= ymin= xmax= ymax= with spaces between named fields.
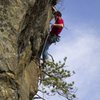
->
xmin=48 ymin=34 xmax=60 ymax=43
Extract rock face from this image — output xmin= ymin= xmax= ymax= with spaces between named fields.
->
xmin=0 ymin=0 xmax=57 ymax=100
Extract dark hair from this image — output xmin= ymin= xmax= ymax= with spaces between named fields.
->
xmin=54 ymin=11 xmax=62 ymax=17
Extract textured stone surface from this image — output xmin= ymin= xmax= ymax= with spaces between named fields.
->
xmin=0 ymin=0 xmax=56 ymax=100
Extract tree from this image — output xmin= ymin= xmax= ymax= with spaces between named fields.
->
xmin=35 ymin=57 xmax=76 ymax=100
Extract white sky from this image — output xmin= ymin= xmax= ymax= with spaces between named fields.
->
xmin=47 ymin=0 xmax=100 ymax=100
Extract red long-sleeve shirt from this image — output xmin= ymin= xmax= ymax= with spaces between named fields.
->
xmin=50 ymin=18 xmax=64 ymax=36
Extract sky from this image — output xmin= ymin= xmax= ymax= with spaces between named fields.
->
xmin=45 ymin=0 xmax=100 ymax=100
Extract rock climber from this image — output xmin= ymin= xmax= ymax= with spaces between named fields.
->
xmin=42 ymin=9 xmax=64 ymax=62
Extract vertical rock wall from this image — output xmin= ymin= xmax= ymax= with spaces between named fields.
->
xmin=0 ymin=0 xmax=58 ymax=100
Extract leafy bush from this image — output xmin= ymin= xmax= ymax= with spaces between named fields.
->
xmin=37 ymin=57 xmax=76 ymax=100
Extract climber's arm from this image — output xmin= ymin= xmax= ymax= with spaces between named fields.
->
xmin=52 ymin=23 xmax=64 ymax=28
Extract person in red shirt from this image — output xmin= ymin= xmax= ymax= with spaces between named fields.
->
xmin=42 ymin=11 xmax=64 ymax=62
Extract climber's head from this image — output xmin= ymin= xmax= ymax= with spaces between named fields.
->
xmin=54 ymin=11 xmax=62 ymax=20
xmin=54 ymin=11 xmax=62 ymax=17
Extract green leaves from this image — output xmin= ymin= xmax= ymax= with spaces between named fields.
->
xmin=39 ymin=58 xmax=76 ymax=100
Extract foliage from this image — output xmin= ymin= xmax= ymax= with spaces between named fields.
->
xmin=37 ymin=57 xmax=76 ymax=100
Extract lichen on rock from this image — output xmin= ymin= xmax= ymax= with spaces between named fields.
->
xmin=0 ymin=0 xmax=56 ymax=100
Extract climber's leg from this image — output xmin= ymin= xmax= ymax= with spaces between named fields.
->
xmin=42 ymin=41 xmax=52 ymax=62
